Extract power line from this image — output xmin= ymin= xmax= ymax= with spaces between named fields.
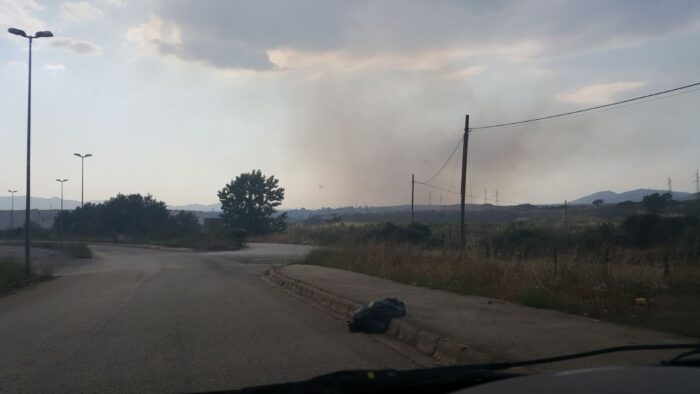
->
xmin=418 ymin=135 xmax=463 ymax=184
xmin=415 ymin=181 xmax=459 ymax=195
xmin=415 ymin=181 xmax=526 ymax=205
xmin=471 ymin=81 xmax=700 ymax=131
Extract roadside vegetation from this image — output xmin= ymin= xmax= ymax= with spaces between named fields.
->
xmin=0 ymin=170 xmax=286 ymax=252
xmin=0 ymin=239 xmax=93 ymax=259
xmin=35 ymin=193 xmax=244 ymax=251
xmin=0 ymin=257 xmax=29 ymax=290
xmin=0 ymin=256 xmax=52 ymax=292
xmin=297 ymin=194 xmax=700 ymax=337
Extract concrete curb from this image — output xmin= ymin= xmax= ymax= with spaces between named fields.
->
xmin=267 ymin=269 xmax=363 ymax=318
xmin=267 ymin=268 xmax=481 ymax=366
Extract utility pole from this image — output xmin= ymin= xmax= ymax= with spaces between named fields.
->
xmin=56 ymin=179 xmax=68 ymax=243
xmin=7 ymin=190 xmax=17 ymax=230
xmin=495 ymin=190 xmax=499 ymax=206
xmin=695 ymin=170 xmax=699 ymax=199
xmin=564 ymin=200 xmax=569 ymax=240
xmin=668 ymin=177 xmax=672 ymax=194
xmin=411 ymin=173 xmax=415 ymax=224
xmin=428 ymin=193 xmax=432 ymax=206
xmin=484 ymin=188 xmax=487 ymax=204
xmin=460 ymin=115 xmax=470 ymax=247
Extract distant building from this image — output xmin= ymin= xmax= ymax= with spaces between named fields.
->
xmin=0 ymin=209 xmax=58 ymax=230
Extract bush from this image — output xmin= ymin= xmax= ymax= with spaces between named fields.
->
xmin=0 ymin=257 xmax=29 ymax=289
xmin=62 ymin=242 xmax=93 ymax=259
xmin=641 ymin=193 xmax=671 ymax=213
xmin=620 ymin=214 xmax=691 ymax=247
xmin=488 ymin=224 xmax=561 ymax=258
xmin=366 ymin=222 xmax=432 ymax=244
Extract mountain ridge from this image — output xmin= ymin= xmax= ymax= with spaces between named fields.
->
xmin=570 ymin=188 xmax=692 ymax=205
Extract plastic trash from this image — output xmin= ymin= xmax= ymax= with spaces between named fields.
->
xmin=348 ymin=298 xmax=406 ymax=333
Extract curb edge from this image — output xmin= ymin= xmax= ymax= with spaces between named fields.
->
xmin=267 ymin=268 xmax=477 ymax=366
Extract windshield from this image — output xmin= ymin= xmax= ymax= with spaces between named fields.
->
xmin=1 ymin=1 xmax=699 ymax=392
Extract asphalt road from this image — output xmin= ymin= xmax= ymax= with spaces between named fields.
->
xmin=0 ymin=244 xmax=413 ymax=393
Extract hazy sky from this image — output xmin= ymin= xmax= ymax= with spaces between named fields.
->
xmin=1 ymin=0 xmax=700 ymax=209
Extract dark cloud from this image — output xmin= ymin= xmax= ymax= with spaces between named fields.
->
xmin=132 ymin=0 xmax=700 ymax=70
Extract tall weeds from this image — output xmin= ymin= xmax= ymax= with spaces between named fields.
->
xmin=305 ymin=242 xmax=700 ymax=337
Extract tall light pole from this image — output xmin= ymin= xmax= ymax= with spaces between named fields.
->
xmin=8 ymin=27 xmax=53 ymax=274
xmin=74 ymin=153 xmax=92 ymax=207
xmin=7 ymin=190 xmax=17 ymax=231
xmin=56 ymin=179 xmax=68 ymax=243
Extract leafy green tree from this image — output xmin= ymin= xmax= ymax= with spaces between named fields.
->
xmin=592 ymin=199 xmax=604 ymax=207
xmin=54 ymin=193 xmax=201 ymax=239
xmin=218 ymin=170 xmax=287 ymax=236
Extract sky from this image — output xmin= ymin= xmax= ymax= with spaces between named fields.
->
xmin=1 ymin=0 xmax=700 ymax=209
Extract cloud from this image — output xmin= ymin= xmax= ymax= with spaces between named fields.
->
xmin=127 ymin=15 xmax=277 ymax=70
xmin=445 ymin=65 xmax=486 ymax=80
xmin=126 ymin=16 xmax=182 ymax=54
xmin=4 ymin=59 xmax=27 ymax=68
xmin=556 ymin=81 xmax=646 ymax=105
xmin=0 ymin=0 xmax=45 ymax=34
xmin=267 ymin=48 xmax=479 ymax=74
xmin=50 ymin=37 xmax=102 ymax=54
xmin=60 ymin=1 xmax=103 ymax=23
xmin=45 ymin=64 xmax=66 ymax=71
xmin=105 ymin=0 xmax=128 ymax=7
xmin=125 ymin=0 xmax=700 ymax=71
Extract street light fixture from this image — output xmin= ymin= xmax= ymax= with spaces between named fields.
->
xmin=7 ymin=190 xmax=18 ymax=231
xmin=74 ymin=153 xmax=92 ymax=207
xmin=8 ymin=27 xmax=53 ymax=274
xmin=56 ymin=179 xmax=68 ymax=243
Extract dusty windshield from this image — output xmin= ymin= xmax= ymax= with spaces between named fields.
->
xmin=1 ymin=1 xmax=699 ymax=393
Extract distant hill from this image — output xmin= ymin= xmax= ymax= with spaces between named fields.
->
xmin=571 ymin=189 xmax=692 ymax=205
xmin=0 ymin=196 xmax=83 ymax=210
xmin=168 ymin=203 xmax=222 ymax=211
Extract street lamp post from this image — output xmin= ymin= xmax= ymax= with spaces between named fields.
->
xmin=8 ymin=27 xmax=53 ymax=275
xmin=73 ymin=153 xmax=92 ymax=207
xmin=56 ymin=179 xmax=68 ymax=243
xmin=7 ymin=190 xmax=17 ymax=231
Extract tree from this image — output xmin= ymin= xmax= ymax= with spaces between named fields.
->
xmin=53 ymin=193 xmax=201 ymax=239
xmin=218 ymin=170 xmax=286 ymax=237
xmin=592 ymin=199 xmax=604 ymax=207
xmin=641 ymin=193 xmax=669 ymax=214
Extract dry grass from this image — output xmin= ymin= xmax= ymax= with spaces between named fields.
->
xmin=305 ymin=242 xmax=700 ymax=338
xmin=0 ymin=257 xmax=28 ymax=290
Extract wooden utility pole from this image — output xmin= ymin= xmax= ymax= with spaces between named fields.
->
xmin=460 ymin=115 xmax=470 ymax=247
xmin=564 ymin=200 xmax=569 ymax=242
xmin=411 ymin=173 xmax=415 ymax=224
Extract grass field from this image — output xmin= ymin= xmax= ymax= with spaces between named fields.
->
xmin=304 ymin=242 xmax=700 ymax=338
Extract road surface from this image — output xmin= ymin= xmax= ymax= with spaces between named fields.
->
xmin=0 ymin=244 xmax=413 ymax=393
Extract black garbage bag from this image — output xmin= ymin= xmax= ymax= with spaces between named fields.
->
xmin=348 ymin=298 xmax=406 ymax=333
